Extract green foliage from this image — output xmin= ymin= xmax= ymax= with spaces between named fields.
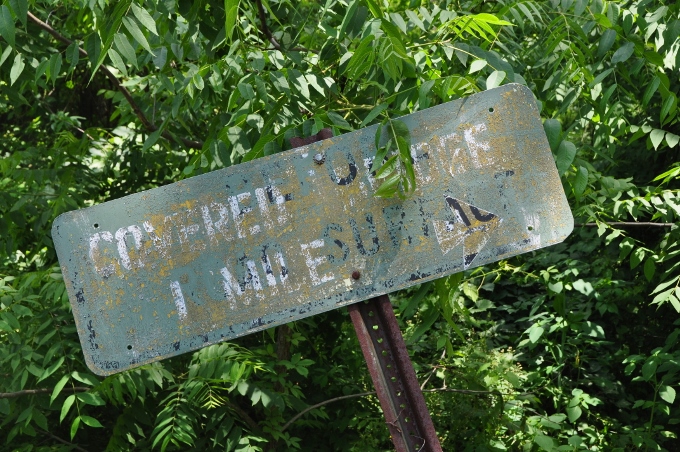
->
xmin=2 ymin=0 xmax=680 ymax=450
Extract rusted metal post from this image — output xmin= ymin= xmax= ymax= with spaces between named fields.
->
xmin=290 ymin=129 xmax=442 ymax=452
xmin=348 ymin=296 xmax=442 ymax=452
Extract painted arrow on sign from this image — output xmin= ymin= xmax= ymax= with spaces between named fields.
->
xmin=432 ymin=196 xmax=501 ymax=269
xmin=53 ymin=84 xmax=573 ymax=375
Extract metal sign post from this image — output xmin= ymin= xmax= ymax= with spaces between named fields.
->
xmin=290 ymin=130 xmax=441 ymax=451
xmin=52 ymin=84 xmax=573 ymax=379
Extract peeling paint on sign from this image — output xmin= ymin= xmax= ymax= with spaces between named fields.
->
xmin=52 ymin=84 xmax=573 ymax=375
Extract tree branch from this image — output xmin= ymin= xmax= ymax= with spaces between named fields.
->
xmin=281 ymin=386 xmax=526 ymax=432
xmin=0 ymin=387 xmax=89 ymax=399
xmin=575 ymin=222 xmax=675 ymax=228
xmin=27 ymin=11 xmax=203 ymax=150
xmin=255 ymin=0 xmax=282 ymax=50
xmin=281 ymin=391 xmax=376 ymax=432
xmin=37 ymin=428 xmax=91 ymax=452
xmin=253 ymin=0 xmax=317 ymax=53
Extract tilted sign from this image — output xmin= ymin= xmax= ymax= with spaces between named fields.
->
xmin=53 ymin=84 xmax=573 ymax=375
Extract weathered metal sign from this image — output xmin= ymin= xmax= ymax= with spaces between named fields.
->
xmin=53 ymin=84 xmax=573 ymax=375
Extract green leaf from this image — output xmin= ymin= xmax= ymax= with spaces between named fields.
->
xmin=365 ymin=0 xmax=382 ymax=18
xmin=660 ymin=93 xmax=677 ymax=125
xmin=469 ymin=59 xmax=487 ymax=73
xmin=611 ymin=41 xmax=634 ymax=64
xmin=70 ymin=416 xmax=81 ymax=440
xmin=85 ymin=33 xmax=102 ymax=68
xmin=486 ymin=70 xmax=506 ymax=89
xmin=224 ymin=0 xmax=241 ymax=43
xmin=90 ymin=0 xmax=132 ymax=80
xmin=0 ymin=5 xmax=15 ymax=48
xmin=114 ymin=33 xmax=138 ymax=68
xmin=327 ymin=111 xmax=351 ymax=130
xmin=644 ymin=257 xmax=656 ymax=281
xmin=0 ymin=45 xmax=11 ymax=68
xmin=9 ymin=0 xmax=26 ymax=27
xmin=641 ymin=359 xmax=657 ymax=381
xmin=122 ymin=16 xmax=154 ymax=55
xmin=60 ymin=394 xmax=75 ymax=423
xmin=38 ymin=356 xmax=64 ymax=383
xmin=77 ymin=392 xmax=106 ymax=406
xmin=66 ymin=42 xmax=79 ymax=74
xmin=338 ymin=0 xmax=360 ymax=40
xmin=574 ymin=166 xmax=588 ymax=198
xmin=543 ymin=119 xmax=562 ymax=152
xmin=567 ymin=404 xmax=582 ymax=422
xmin=130 ymin=3 xmax=158 ymax=35
xmin=374 ymin=154 xmax=398 ymax=179
xmin=9 ymin=52 xmax=24 ymax=85
xmin=406 ymin=305 xmax=440 ymax=344
xmin=650 ymin=129 xmax=665 ymax=150
xmin=659 ymin=385 xmax=676 ymax=404
xmin=71 ymin=371 xmax=98 ymax=386
xmin=665 ymin=133 xmax=680 ymax=148
xmin=529 ymin=325 xmax=544 ymax=343
xmin=51 ymin=375 xmax=70 ymax=405
xmin=597 ymin=29 xmax=616 ymax=59
xmin=80 ymin=415 xmax=103 ymax=428
xmin=555 ymin=140 xmax=576 ymax=174
xmin=374 ymin=171 xmax=401 ymax=198
xmin=108 ymin=48 xmax=128 ymax=76
xmin=641 ymin=76 xmax=657 ymax=105
xmin=345 ymin=35 xmax=375 ymax=79
xmin=360 ymin=103 xmax=387 ymax=128
xmin=631 ymin=247 xmax=645 ymax=269
xmin=534 ymin=434 xmax=554 ymax=451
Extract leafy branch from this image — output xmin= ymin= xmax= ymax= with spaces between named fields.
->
xmin=372 ymin=117 xmax=415 ymax=198
xmin=26 ymin=11 xmax=203 ymax=150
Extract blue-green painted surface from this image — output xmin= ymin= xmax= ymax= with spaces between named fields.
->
xmin=52 ymin=84 xmax=573 ymax=375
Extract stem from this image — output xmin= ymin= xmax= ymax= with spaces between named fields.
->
xmin=0 ymin=387 xmax=89 ymax=399
xmin=281 ymin=386 xmax=532 ymax=432
xmin=37 ymin=428 xmax=90 ymax=452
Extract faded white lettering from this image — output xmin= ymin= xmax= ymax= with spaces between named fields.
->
xmin=170 ymin=281 xmax=187 ymax=320
xmin=300 ymin=239 xmax=334 ymax=286
xmin=115 ymin=225 xmax=144 ymax=270
xmin=89 ymin=231 xmax=115 ymax=277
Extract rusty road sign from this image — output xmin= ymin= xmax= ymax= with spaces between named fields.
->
xmin=53 ymin=84 xmax=573 ymax=375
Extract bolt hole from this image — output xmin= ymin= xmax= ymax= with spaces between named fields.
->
xmin=528 ymin=226 xmax=534 ymax=231
xmin=391 ymin=376 xmax=397 ymax=382
xmin=489 ymin=107 xmax=494 ymax=113
xmin=368 ymin=311 xmax=374 ymax=317
xmin=405 ymin=417 xmax=410 ymax=423
xmin=127 ymin=345 xmax=132 ymax=350
xmin=372 ymin=325 xmax=379 ymax=330
xmin=93 ymin=223 xmax=99 ymax=228
xmin=382 ymin=350 xmax=387 ymax=356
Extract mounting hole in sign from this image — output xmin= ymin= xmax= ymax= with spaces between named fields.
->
xmin=528 ymin=226 xmax=534 ymax=231
xmin=127 ymin=345 xmax=132 ymax=350
xmin=489 ymin=107 xmax=495 ymax=113
xmin=93 ymin=223 xmax=99 ymax=228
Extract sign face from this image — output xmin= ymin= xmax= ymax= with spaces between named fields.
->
xmin=53 ymin=84 xmax=573 ymax=375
